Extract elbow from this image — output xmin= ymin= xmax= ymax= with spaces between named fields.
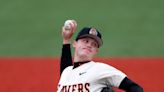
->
xmin=138 ymin=86 xmax=144 ymax=92
xmin=128 ymin=85 xmax=144 ymax=92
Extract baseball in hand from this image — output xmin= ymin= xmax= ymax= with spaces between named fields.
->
xmin=64 ymin=20 xmax=76 ymax=30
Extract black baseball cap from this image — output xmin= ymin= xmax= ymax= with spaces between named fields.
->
xmin=75 ymin=27 xmax=103 ymax=47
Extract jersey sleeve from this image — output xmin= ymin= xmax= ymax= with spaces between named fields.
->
xmin=95 ymin=62 xmax=127 ymax=87
xmin=60 ymin=44 xmax=73 ymax=75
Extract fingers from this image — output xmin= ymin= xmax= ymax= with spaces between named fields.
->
xmin=62 ymin=26 xmax=73 ymax=40
xmin=71 ymin=20 xmax=77 ymax=33
xmin=64 ymin=20 xmax=77 ymax=32
xmin=62 ymin=20 xmax=77 ymax=43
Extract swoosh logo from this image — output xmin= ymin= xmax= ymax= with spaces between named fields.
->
xmin=79 ymin=72 xmax=86 ymax=75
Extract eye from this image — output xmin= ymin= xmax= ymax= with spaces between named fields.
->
xmin=91 ymin=42 xmax=98 ymax=48
xmin=82 ymin=39 xmax=89 ymax=43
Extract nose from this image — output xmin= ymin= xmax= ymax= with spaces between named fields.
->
xmin=86 ymin=42 xmax=92 ymax=48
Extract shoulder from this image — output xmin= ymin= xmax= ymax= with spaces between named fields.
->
xmin=63 ymin=66 xmax=73 ymax=72
xmin=92 ymin=61 xmax=127 ymax=87
xmin=92 ymin=61 xmax=127 ymax=77
xmin=61 ymin=66 xmax=73 ymax=76
xmin=93 ymin=61 xmax=117 ymax=70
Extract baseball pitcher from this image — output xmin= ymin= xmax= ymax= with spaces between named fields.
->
xmin=58 ymin=20 xmax=143 ymax=92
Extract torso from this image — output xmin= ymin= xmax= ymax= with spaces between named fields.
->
xmin=57 ymin=61 xmax=126 ymax=92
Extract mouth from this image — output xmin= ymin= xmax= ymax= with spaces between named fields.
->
xmin=83 ymin=48 xmax=92 ymax=53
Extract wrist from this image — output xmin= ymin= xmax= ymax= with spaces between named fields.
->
xmin=63 ymin=39 xmax=71 ymax=44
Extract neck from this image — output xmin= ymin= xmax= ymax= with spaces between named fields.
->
xmin=74 ymin=54 xmax=92 ymax=63
xmin=73 ymin=61 xmax=90 ymax=69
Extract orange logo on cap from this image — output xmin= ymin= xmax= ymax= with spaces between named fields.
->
xmin=89 ymin=28 xmax=97 ymax=36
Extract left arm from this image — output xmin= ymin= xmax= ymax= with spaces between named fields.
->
xmin=119 ymin=77 xmax=144 ymax=92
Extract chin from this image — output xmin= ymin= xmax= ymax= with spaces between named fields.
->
xmin=78 ymin=54 xmax=92 ymax=61
xmin=79 ymin=52 xmax=88 ymax=56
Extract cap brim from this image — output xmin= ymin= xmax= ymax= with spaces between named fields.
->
xmin=77 ymin=34 xmax=103 ymax=47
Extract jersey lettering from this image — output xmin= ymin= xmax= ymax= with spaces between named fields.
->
xmin=85 ymin=83 xmax=90 ymax=92
xmin=78 ymin=83 xmax=83 ymax=92
xmin=58 ymin=83 xmax=90 ymax=92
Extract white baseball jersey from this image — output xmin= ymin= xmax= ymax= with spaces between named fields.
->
xmin=57 ymin=61 xmax=126 ymax=92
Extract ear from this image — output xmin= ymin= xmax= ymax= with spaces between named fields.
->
xmin=72 ymin=41 xmax=76 ymax=48
xmin=95 ymin=48 xmax=98 ymax=54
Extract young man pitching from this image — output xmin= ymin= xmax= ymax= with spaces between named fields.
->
xmin=57 ymin=20 xmax=143 ymax=92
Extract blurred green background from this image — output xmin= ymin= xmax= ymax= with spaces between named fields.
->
xmin=0 ymin=0 xmax=163 ymax=57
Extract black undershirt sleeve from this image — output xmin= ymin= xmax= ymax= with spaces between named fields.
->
xmin=60 ymin=44 xmax=73 ymax=75
xmin=119 ymin=77 xmax=144 ymax=92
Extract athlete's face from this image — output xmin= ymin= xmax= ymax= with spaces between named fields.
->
xmin=73 ymin=37 xmax=98 ymax=61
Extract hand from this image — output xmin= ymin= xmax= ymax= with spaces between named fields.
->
xmin=62 ymin=20 xmax=77 ymax=44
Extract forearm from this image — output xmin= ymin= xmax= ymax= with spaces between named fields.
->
xmin=119 ymin=77 xmax=144 ymax=92
xmin=127 ymin=85 xmax=143 ymax=92
xmin=60 ymin=44 xmax=73 ymax=75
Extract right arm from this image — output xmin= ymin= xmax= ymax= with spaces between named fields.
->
xmin=60 ymin=21 xmax=77 ymax=75
xmin=60 ymin=44 xmax=72 ymax=75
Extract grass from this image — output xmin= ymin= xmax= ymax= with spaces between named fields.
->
xmin=0 ymin=0 xmax=164 ymax=56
